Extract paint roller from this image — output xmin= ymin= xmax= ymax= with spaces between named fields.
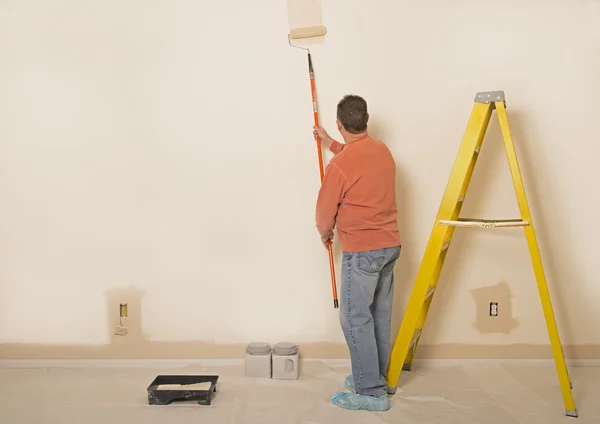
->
xmin=289 ymin=25 xmax=327 ymax=40
xmin=288 ymin=25 xmax=339 ymax=309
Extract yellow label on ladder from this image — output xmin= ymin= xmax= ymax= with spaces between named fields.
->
xmin=386 ymin=91 xmax=577 ymax=418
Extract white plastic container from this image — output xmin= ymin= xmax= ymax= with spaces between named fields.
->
xmin=245 ymin=342 xmax=272 ymax=378
xmin=271 ymin=342 xmax=299 ymax=380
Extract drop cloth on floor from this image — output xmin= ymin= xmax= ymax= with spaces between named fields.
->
xmin=0 ymin=361 xmax=598 ymax=424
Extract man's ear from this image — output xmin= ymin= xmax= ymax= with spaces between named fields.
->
xmin=366 ymin=113 xmax=370 ymax=124
xmin=336 ymin=119 xmax=342 ymax=131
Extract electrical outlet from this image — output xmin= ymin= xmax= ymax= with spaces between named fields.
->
xmin=114 ymin=302 xmax=129 ymax=336
xmin=114 ymin=326 xmax=128 ymax=336
xmin=489 ymin=302 xmax=499 ymax=317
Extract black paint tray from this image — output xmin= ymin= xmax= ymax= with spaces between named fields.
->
xmin=147 ymin=375 xmax=218 ymax=405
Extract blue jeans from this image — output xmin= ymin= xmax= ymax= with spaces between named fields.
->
xmin=340 ymin=245 xmax=401 ymax=397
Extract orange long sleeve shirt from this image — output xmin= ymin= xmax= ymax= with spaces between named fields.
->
xmin=315 ymin=134 xmax=401 ymax=252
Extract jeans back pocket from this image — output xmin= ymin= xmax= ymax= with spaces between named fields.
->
xmin=356 ymin=250 xmax=387 ymax=273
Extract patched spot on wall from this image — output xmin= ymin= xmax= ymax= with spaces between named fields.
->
xmin=471 ymin=281 xmax=519 ymax=334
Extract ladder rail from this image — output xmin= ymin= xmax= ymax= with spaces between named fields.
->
xmin=401 ymin=243 xmax=450 ymax=370
xmin=386 ymin=100 xmax=494 ymax=388
xmin=496 ymin=102 xmax=576 ymax=416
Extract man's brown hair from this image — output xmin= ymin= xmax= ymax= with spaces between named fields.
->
xmin=337 ymin=94 xmax=368 ymax=134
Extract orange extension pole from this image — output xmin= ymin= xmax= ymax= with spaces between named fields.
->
xmin=308 ymin=52 xmax=339 ymax=309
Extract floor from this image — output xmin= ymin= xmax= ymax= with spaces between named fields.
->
xmin=1 ymin=361 xmax=598 ymax=423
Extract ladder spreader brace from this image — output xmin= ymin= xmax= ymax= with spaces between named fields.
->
xmin=440 ymin=219 xmax=530 ymax=228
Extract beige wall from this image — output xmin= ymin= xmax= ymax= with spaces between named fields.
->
xmin=0 ymin=0 xmax=599 ymax=360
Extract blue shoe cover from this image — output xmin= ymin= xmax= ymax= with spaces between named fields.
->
xmin=331 ymin=391 xmax=391 ymax=411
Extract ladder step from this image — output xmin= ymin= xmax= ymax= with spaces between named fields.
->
xmin=425 ymin=286 xmax=435 ymax=300
xmin=410 ymin=330 xmax=422 ymax=348
xmin=440 ymin=219 xmax=529 ymax=228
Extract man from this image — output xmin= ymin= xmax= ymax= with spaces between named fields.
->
xmin=314 ymin=94 xmax=401 ymax=412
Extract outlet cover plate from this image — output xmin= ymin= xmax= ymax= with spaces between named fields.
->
xmin=114 ymin=326 xmax=128 ymax=336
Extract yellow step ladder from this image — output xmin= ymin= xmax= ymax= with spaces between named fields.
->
xmin=386 ymin=91 xmax=577 ymax=418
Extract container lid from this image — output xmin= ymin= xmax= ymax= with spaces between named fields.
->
xmin=273 ymin=342 xmax=298 ymax=356
xmin=246 ymin=342 xmax=271 ymax=355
